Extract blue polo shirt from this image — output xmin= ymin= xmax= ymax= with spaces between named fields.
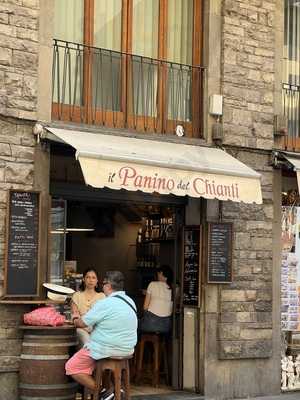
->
xmin=82 ymin=291 xmax=137 ymax=360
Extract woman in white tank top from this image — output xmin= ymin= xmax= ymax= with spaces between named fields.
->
xmin=140 ymin=265 xmax=173 ymax=334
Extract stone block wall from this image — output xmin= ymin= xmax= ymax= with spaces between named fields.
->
xmin=216 ymin=0 xmax=277 ymax=361
xmin=0 ymin=2 xmax=40 ymax=398
xmin=222 ymin=0 xmax=276 ymax=150
xmin=219 ymin=151 xmax=273 ymax=359
xmin=0 ymin=0 xmax=39 ymax=121
xmin=204 ymin=150 xmax=281 ymax=398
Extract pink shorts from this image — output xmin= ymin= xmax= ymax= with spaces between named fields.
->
xmin=65 ymin=348 xmax=96 ymax=376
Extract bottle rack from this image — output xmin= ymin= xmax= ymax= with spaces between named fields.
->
xmin=135 ymin=214 xmax=175 ymax=269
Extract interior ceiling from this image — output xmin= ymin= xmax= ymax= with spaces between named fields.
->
xmin=68 ymin=200 xmax=173 ymax=223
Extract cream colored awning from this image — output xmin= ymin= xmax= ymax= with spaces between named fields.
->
xmin=46 ymin=127 xmax=262 ymax=204
xmin=280 ymin=152 xmax=300 ymax=191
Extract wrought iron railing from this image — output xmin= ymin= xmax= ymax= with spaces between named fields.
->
xmin=283 ymin=82 xmax=300 ymax=140
xmin=52 ymin=39 xmax=205 ymax=137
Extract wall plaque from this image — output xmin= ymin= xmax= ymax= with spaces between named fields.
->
xmin=183 ymin=226 xmax=201 ymax=307
xmin=4 ymin=190 xmax=40 ymax=296
xmin=208 ymin=222 xmax=232 ymax=283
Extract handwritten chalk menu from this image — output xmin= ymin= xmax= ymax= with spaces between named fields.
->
xmin=5 ymin=190 xmax=40 ymax=296
xmin=208 ymin=222 xmax=232 ymax=283
xmin=183 ymin=226 xmax=200 ymax=307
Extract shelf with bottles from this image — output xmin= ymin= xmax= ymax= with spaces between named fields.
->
xmin=136 ymin=241 xmax=159 ymax=268
xmin=136 ymin=214 xmax=175 ymax=244
xmin=135 ymin=212 xmax=175 ymax=269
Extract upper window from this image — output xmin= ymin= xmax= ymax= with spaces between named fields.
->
xmin=54 ymin=0 xmax=201 ymax=64
xmin=282 ymin=0 xmax=300 ymax=145
xmin=52 ymin=1 xmax=204 ymax=137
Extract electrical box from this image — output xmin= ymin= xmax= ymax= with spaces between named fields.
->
xmin=209 ymin=94 xmax=223 ymax=116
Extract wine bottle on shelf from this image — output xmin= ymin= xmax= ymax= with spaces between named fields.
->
xmin=137 ymin=228 xmax=142 ymax=244
xmin=160 ymin=217 xmax=166 ymax=240
xmin=149 ymin=219 xmax=153 ymax=240
xmin=145 ymin=220 xmax=150 ymax=241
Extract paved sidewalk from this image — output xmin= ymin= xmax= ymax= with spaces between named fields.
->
xmin=241 ymin=394 xmax=300 ymax=400
xmin=132 ymin=391 xmax=300 ymax=400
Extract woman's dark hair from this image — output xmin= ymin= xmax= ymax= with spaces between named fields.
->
xmin=79 ymin=268 xmax=100 ymax=292
xmin=158 ymin=265 xmax=173 ymax=289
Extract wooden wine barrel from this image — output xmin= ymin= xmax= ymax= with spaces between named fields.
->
xmin=19 ymin=325 xmax=78 ymax=400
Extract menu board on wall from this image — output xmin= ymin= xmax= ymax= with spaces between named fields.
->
xmin=208 ymin=222 xmax=232 ymax=283
xmin=183 ymin=226 xmax=201 ymax=307
xmin=5 ymin=190 xmax=40 ymax=296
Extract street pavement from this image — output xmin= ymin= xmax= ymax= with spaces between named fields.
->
xmin=240 ymin=394 xmax=300 ymax=400
xmin=131 ymin=391 xmax=300 ymax=400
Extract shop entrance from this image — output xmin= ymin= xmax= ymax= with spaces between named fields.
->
xmin=49 ymin=189 xmax=185 ymax=394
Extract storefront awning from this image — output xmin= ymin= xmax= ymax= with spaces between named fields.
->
xmin=46 ymin=127 xmax=262 ymax=204
xmin=279 ymin=151 xmax=300 ymax=191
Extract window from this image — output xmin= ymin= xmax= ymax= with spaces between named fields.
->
xmin=283 ymin=0 xmax=300 ymax=142
xmin=52 ymin=0 xmax=203 ymax=137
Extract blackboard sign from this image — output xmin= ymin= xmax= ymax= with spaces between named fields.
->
xmin=5 ymin=190 xmax=40 ymax=296
xmin=208 ymin=222 xmax=232 ymax=283
xmin=183 ymin=226 xmax=201 ymax=307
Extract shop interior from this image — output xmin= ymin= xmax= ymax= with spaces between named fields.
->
xmin=49 ymin=145 xmax=185 ymax=394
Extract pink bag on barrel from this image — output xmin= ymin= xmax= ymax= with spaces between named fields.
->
xmin=23 ymin=306 xmax=65 ymax=327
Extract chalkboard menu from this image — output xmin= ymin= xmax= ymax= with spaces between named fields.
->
xmin=183 ymin=226 xmax=201 ymax=307
xmin=208 ymin=222 xmax=232 ymax=283
xmin=5 ymin=190 xmax=40 ymax=296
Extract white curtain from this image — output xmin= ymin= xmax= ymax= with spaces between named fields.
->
xmin=92 ymin=0 xmax=122 ymax=111
xmin=167 ymin=0 xmax=193 ymax=64
xmin=131 ymin=0 xmax=159 ymax=117
xmin=132 ymin=0 xmax=158 ymax=58
xmin=283 ymin=0 xmax=300 ymax=85
xmin=53 ymin=0 xmax=83 ymax=43
xmin=53 ymin=0 xmax=84 ymax=106
xmin=167 ymin=0 xmax=193 ymax=121
xmin=283 ymin=1 xmax=300 ymax=138
xmin=94 ymin=0 xmax=122 ymax=51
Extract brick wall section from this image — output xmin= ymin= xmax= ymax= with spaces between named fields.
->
xmin=218 ymin=149 xmax=273 ymax=359
xmin=0 ymin=0 xmax=39 ymax=120
xmin=222 ymin=0 xmax=275 ymax=149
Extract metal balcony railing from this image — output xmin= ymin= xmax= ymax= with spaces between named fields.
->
xmin=283 ymin=82 xmax=300 ymax=140
xmin=52 ymin=39 xmax=205 ymax=137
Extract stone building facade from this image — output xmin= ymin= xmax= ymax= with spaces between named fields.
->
xmin=0 ymin=0 xmax=286 ymax=399
xmin=0 ymin=1 xmax=40 ymax=397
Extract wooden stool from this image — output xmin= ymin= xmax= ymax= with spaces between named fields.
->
xmin=84 ymin=356 xmax=132 ymax=400
xmin=136 ymin=333 xmax=169 ymax=387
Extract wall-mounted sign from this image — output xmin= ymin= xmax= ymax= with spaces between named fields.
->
xmin=208 ymin=222 xmax=232 ymax=283
xmin=4 ymin=190 xmax=40 ymax=296
xmin=183 ymin=226 xmax=201 ymax=307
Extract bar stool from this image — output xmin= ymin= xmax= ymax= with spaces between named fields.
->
xmin=84 ymin=356 xmax=132 ymax=400
xmin=135 ymin=333 xmax=169 ymax=387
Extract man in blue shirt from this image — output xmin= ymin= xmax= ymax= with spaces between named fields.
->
xmin=65 ymin=271 xmax=137 ymax=393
